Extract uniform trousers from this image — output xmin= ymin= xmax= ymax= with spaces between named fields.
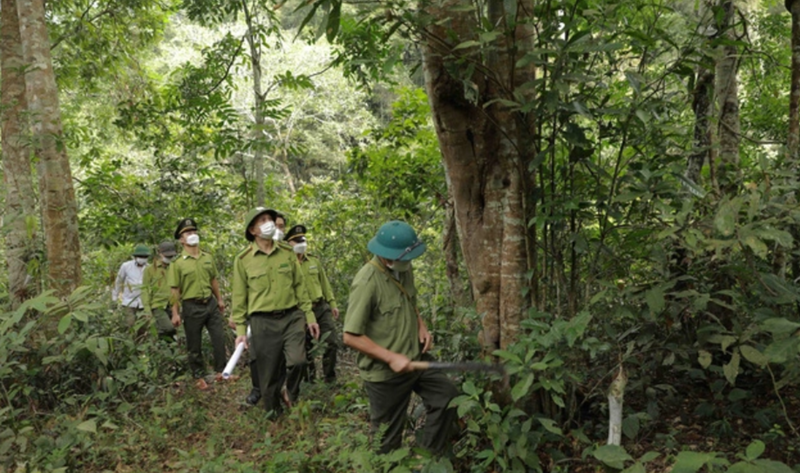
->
xmin=364 ymin=367 xmax=459 ymax=455
xmin=181 ymin=297 xmax=227 ymax=377
xmin=250 ymin=308 xmax=307 ymax=415
xmin=304 ymin=301 xmax=338 ymax=382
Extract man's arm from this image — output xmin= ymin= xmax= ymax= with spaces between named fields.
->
xmin=319 ymin=261 xmax=339 ymax=318
xmin=293 ymin=258 xmax=319 ymax=338
xmin=211 ymin=278 xmax=224 ymax=312
xmin=170 ymin=288 xmax=181 ymax=327
xmin=112 ymin=263 xmax=126 ymax=302
xmin=343 ymin=332 xmax=412 ymax=373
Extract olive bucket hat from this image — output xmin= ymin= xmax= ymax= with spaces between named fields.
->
xmin=367 ymin=221 xmax=426 ymax=261
xmin=244 ymin=207 xmax=278 ymax=241
xmin=132 ymin=244 xmax=151 ymax=257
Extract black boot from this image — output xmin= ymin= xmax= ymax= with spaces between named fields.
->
xmin=245 ymin=361 xmax=261 ymax=406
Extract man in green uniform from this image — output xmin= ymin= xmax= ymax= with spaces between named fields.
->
xmin=168 ymin=218 xmax=228 ymax=380
xmin=142 ymin=241 xmax=178 ymax=342
xmin=344 ymin=221 xmax=458 ymax=455
xmin=232 ymin=207 xmax=319 ymax=415
xmin=242 ymin=210 xmax=291 ymax=406
xmin=285 ymin=224 xmax=340 ymax=383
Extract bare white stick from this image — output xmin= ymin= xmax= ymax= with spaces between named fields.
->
xmin=607 ymin=366 xmax=627 ymax=446
xmin=222 ymin=326 xmax=250 ymax=379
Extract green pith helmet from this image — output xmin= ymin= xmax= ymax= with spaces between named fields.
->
xmin=132 ymin=244 xmax=151 ymax=257
xmin=244 ymin=207 xmax=278 ymax=241
xmin=367 ymin=221 xmax=426 ymax=261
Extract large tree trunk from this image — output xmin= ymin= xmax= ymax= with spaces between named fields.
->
xmin=242 ymin=0 xmax=266 ymax=206
xmin=18 ymin=0 xmax=82 ymax=297
xmin=788 ymin=0 xmax=800 ymax=162
xmin=2 ymin=0 xmax=39 ymax=307
xmin=686 ymin=69 xmax=713 ymax=184
xmin=443 ymin=197 xmax=470 ymax=307
xmin=422 ymin=0 xmax=532 ymax=351
xmin=714 ymin=0 xmax=741 ymax=196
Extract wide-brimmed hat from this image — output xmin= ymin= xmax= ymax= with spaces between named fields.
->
xmin=244 ymin=207 xmax=278 ymax=241
xmin=367 ymin=221 xmax=426 ymax=261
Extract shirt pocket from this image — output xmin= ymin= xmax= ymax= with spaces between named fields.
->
xmin=248 ymin=267 xmax=270 ymax=292
xmin=181 ymin=266 xmax=197 ymax=286
xmin=276 ymin=265 xmax=293 ymax=291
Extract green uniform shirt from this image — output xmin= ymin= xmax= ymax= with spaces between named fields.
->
xmin=299 ymin=253 xmax=338 ymax=309
xmin=167 ymin=250 xmax=218 ymax=300
xmin=231 ymin=242 xmax=316 ymax=337
xmin=141 ymin=259 xmax=172 ymax=314
xmin=344 ymin=256 xmax=420 ymax=382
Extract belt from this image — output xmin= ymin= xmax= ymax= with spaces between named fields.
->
xmin=251 ymin=306 xmax=298 ymax=318
xmin=184 ymin=296 xmax=212 ymax=304
xmin=312 ymin=299 xmax=325 ymax=308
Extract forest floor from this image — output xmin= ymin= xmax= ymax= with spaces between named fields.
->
xmin=79 ymin=348 xmax=800 ymax=473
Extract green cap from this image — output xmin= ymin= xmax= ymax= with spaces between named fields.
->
xmin=133 ymin=244 xmax=151 ymax=257
xmin=367 ymin=221 xmax=426 ymax=261
xmin=244 ymin=207 xmax=278 ymax=241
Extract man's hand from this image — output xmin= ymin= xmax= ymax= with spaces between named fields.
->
xmin=388 ymin=353 xmax=412 ymax=373
xmin=418 ymin=323 xmax=433 ymax=353
xmin=227 ymin=318 xmax=236 ymax=330
xmin=171 ymin=313 xmax=181 ymax=328
xmin=217 ymin=300 xmax=225 ymax=313
xmin=332 ymin=308 xmax=340 ymax=320
xmin=308 ymin=323 xmax=320 ymax=340
xmin=235 ymin=335 xmax=248 ymax=349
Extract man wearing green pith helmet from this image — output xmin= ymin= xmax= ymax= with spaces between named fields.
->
xmin=344 ymin=221 xmax=458 ymax=455
xmin=231 ymin=207 xmax=319 ymax=415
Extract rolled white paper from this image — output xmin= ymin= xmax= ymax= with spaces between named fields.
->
xmin=222 ymin=326 xmax=250 ymax=379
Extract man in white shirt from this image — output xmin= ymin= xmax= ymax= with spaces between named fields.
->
xmin=113 ymin=244 xmax=151 ymax=328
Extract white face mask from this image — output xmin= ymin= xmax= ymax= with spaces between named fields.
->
xmin=292 ymin=242 xmax=307 ymax=254
xmin=135 ymin=257 xmax=148 ymax=266
xmin=273 ymin=229 xmax=285 ymax=241
xmin=185 ymin=234 xmax=200 ymax=246
xmin=161 ymin=256 xmax=173 ymax=264
xmin=259 ymin=221 xmax=276 ymax=239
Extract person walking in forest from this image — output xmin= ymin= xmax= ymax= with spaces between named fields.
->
xmin=168 ymin=219 xmax=228 ymax=384
xmin=285 ymin=224 xmax=340 ymax=383
xmin=113 ymin=244 xmax=151 ymax=328
xmin=142 ymin=241 xmax=178 ymax=342
xmin=343 ymin=221 xmax=458 ymax=455
xmin=231 ymin=207 xmax=319 ymax=415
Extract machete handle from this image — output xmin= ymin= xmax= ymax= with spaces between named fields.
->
xmin=409 ymin=361 xmax=431 ymax=370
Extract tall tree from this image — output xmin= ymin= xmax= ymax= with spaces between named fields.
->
xmin=18 ymin=0 xmax=82 ymax=296
xmin=714 ymin=0 xmax=742 ymax=195
xmin=2 ymin=0 xmax=39 ymax=306
xmin=788 ymin=0 xmax=800 ymax=161
xmin=421 ymin=0 xmax=533 ymax=351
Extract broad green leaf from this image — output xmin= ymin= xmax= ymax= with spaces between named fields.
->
xmin=760 ymin=318 xmax=800 ymax=336
xmin=698 ymin=350 xmax=712 ymax=369
xmin=714 ymin=198 xmax=741 ymax=237
xmin=755 ymin=227 xmax=793 ymax=247
xmin=512 ymin=373 xmax=534 ymax=402
xmin=639 ymin=452 xmax=661 ymax=463
xmin=751 ymin=459 xmax=795 ymax=473
xmin=645 ymin=287 xmax=664 ymax=314
xmin=672 ymin=172 xmax=706 ymax=198
xmin=537 ymin=417 xmax=563 ymax=436
xmin=671 ymin=451 xmax=726 ymax=473
xmin=621 ymin=462 xmax=646 ymax=473
xmin=709 ymin=334 xmax=737 ymax=352
xmin=745 ymin=440 xmax=765 ymax=461
xmin=723 ymin=352 xmax=740 ymax=385
xmin=76 ymin=419 xmax=96 ymax=433
xmin=57 ymin=315 xmax=71 ymax=335
xmin=453 ymin=40 xmax=480 ymax=50
xmin=622 ymin=415 xmax=639 ymax=439
xmin=739 ymin=345 xmax=768 ymax=367
xmin=593 ymin=444 xmax=633 ymax=470
xmin=764 ymin=338 xmax=800 ymax=364
xmin=741 ymin=234 xmax=768 ymax=259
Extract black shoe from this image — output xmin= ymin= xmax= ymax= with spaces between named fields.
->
xmin=245 ymin=388 xmax=261 ymax=406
